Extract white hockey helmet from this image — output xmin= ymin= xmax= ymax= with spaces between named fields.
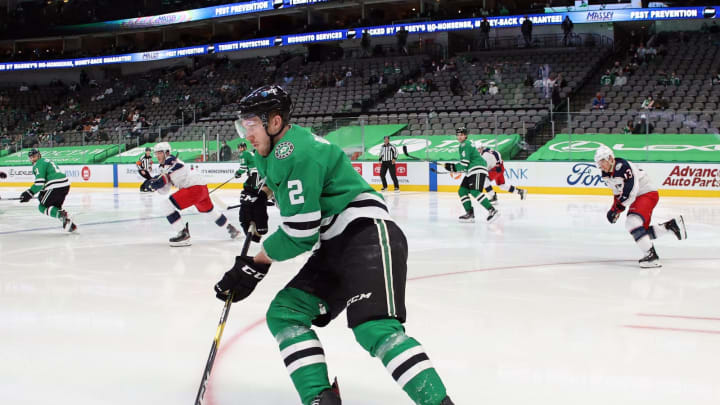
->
xmin=154 ymin=142 xmax=171 ymax=154
xmin=594 ymin=144 xmax=614 ymax=166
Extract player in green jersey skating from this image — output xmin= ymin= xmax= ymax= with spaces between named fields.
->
xmin=19 ymin=148 xmax=77 ymax=232
xmin=235 ymin=141 xmax=268 ymax=241
xmin=214 ymin=85 xmax=455 ymax=405
xmin=444 ymin=127 xmax=500 ymax=223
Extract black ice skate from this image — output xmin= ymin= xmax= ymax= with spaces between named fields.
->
xmin=59 ymin=209 xmax=77 ymax=233
xmin=639 ymin=246 xmax=661 ymax=268
xmin=518 ymin=188 xmax=527 ymax=200
xmin=488 ymin=193 xmax=498 ymax=203
xmin=170 ymin=223 xmax=191 ymax=247
xmin=486 ymin=207 xmax=500 ymax=223
xmin=227 ymin=223 xmax=240 ymax=239
xmin=310 ymin=378 xmax=341 ymax=405
xmin=663 ymin=216 xmax=687 ymax=240
xmin=440 ymin=397 xmax=455 ymax=405
xmin=458 ymin=211 xmax=475 ymax=223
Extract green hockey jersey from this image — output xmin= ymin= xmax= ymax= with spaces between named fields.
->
xmin=457 ymin=140 xmax=488 ymax=176
xmin=235 ymin=150 xmax=256 ymax=177
xmin=255 ymin=124 xmax=391 ymax=262
xmin=29 ymin=157 xmax=69 ymax=194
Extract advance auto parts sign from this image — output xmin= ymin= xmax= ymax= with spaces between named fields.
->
xmin=530 ymin=134 xmax=720 ymax=162
xmin=661 ymin=165 xmax=720 ymax=189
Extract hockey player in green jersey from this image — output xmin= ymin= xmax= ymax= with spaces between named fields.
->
xmin=19 ymin=148 xmax=77 ymax=232
xmin=234 ymin=142 xmax=258 ymax=183
xmin=235 ymin=141 xmax=268 ymax=241
xmin=445 ymin=127 xmax=500 ymax=223
xmin=214 ymin=85 xmax=454 ymax=405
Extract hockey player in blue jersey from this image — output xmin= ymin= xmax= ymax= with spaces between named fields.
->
xmin=594 ymin=145 xmax=687 ymax=267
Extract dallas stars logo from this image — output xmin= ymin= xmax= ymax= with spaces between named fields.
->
xmin=275 ymin=141 xmax=294 ymax=159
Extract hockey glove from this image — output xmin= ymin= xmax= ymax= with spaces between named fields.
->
xmin=234 ymin=169 xmax=244 ymax=179
xmin=0 ymin=171 xmax=7 ymax=179
xmin=214 ymin=256 xmax=271 ymax=302
xmin=148 ymin=175 xmax=168 ymax=192
xmin=444 ymin=163 xmax=457 ymax=172
xmin=606 ymin=200 xmax=626 ymax=224
xmin=19 ymin=190 xmax=33 ymax=203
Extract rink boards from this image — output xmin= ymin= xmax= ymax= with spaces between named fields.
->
xmin=1 ymin=161 xmax=719 ymax=197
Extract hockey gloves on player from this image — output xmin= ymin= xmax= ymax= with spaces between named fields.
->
xmin=147 ymin=175 xmax=168 ymax=192
xmin=606 ymin=200 xmax=626 ymax=224
xmin=19 ymin=190 xmax=33 ymax=203
xmin=214 ymin=256 xmax=271 ymax=302
xmin=234 ymin=169 xmax=243 ymax=179
xmin=0 ymin=171 xmax=7 ymax=179
xmin=444 ymin=163 xmax=457 ymax=172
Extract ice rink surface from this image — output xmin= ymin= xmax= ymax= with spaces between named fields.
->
xmin=1 ymin=187 xmax=719 ymax=405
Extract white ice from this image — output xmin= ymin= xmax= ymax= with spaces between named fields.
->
xmin=1 ymin=188 xmax=720 ymax=405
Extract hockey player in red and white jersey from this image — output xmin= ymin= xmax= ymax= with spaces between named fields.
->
xmin=148 ymin=142 xmax=240 ymax=246
xmin=594 ymin=145 xmax=686 ymax=267
xmin=480 ymin=147 xmax=527 ymax=202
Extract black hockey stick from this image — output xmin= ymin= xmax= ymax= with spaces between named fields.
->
xmin=194 ymin=226 xmax=254 ymax=405
xmin=402 ymin=145 xmax=421 ymax=160
xmin=0 ymin=195 xmax=36 ymax=201
xmin=208 ymin=176 xmax=236 ymax=195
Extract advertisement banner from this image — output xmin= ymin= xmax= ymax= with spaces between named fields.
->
xmin=62 ymin=4 xmax=720 ymax=35
xmin=117 ymin=162 xmax=242 ymax=187
xmin=0 ymin=145 xmax=123 ymax=166
xmin=3 ymin=161 xmax=717 ymax=196
xmin=324 ymin=124 xmax=407 ymax=153
xmin=528 ymin=134 xmax=720 ymax=162
xmin=61 ymin=0 xmax=329 ymax=32
xmin=0 ymin=45 xmax=207 ymax=71
xmin=436 ymin=161 xmax=720 ymax=196
xmin=358 ymin=134 xmax=520 ymax=161
xmin=0 ymin=164 xmax=114 ymax=186
xmin=4 ymin=7 xmax=717 ymax=71
xmin=351 ymin=161 xmax=429 ymax=191
xmin=104 ymin=139 xmax=247 ymax=164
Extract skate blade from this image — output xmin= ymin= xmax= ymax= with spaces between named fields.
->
xmin=640 ymin=260 xmax=662 ymax=268
xmin=458 ymin=218 xmax=475 ymax=223
xmin=487 ymin=212 xmax=501 ymax=223
xmin=678 ymin=216 xmax=687 ymax=240
xmin=170 ymin=240 xmax=192 ymax=247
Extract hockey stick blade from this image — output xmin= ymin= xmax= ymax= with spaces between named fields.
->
xmin=429 ymin=167 xmax=452 ymax=175
xmin=402 ymin=145 xmax=420 ymax=160
xmin=194 ymin=227 xmax=254 ymax=405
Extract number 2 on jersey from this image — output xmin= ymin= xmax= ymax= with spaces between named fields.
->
xmin=288 ymin=180 xmax=304 ymax=205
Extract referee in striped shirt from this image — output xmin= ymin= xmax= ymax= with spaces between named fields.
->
xmin=137 ymin=147 xmax=154 ymax=192
xmin=379 ymin=136 xmax=400 ymax=192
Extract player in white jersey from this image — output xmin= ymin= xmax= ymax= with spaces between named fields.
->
xmin=480 ymin=147 xmax=527 ymax=202
xmin=594 ymin=145 xmax=686 ymax=267
xmin=148 ymin=142 xmax=240 ymax=246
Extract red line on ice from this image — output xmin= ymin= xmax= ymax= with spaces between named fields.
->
xmin=636 ymin=313 xmax=720 ymax=322
xmin=204 ymin=257 xmax=720 ymax=404
xmin=623 ymin=325 xmax=720 ymax=335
